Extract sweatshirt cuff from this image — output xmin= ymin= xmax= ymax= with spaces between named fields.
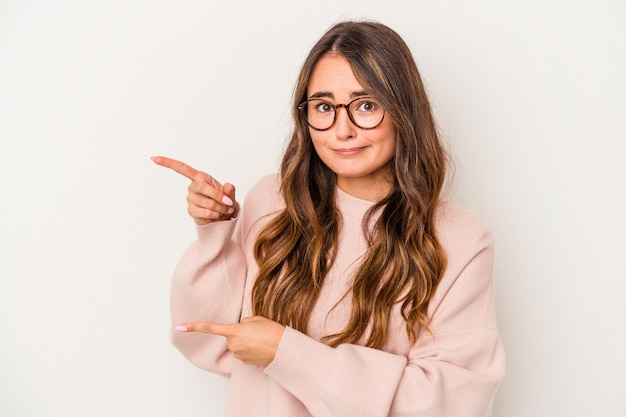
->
xmin=264 ymin=326 xmax=326 ymax=379
xmin=263 ymin=327 xmax=408 ymax=416
xmin=195 ymin=217 xmax=238 ymax=246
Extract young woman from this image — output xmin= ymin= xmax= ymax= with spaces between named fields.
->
xmin=153 ymin=20 xmax=505 ymax=417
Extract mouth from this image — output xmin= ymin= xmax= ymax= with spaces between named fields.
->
xmin=332 ymin=146 xmax=366 ymax=156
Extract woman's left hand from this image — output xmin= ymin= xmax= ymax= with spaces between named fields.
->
xmin=175 ymin=316 xmax=285 ymax=367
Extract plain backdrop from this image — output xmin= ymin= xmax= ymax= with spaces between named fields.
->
xmin=1 ymin=1 xmax=625 ymax=416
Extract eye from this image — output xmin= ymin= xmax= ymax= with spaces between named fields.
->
xmin=354 ymin=99 xmax=379 ymax=113
xmin=314 ymin=101 xmax=334 ymax=113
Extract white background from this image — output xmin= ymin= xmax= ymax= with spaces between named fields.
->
xmin=1 ymin=1 xmax=624 ymax=416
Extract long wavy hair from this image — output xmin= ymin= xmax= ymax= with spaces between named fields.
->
xmin=251 ymin=21 xmax=448 ymax=349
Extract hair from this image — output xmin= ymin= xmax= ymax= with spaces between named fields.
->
xmin=251 ymin=20 xmax=448 ymax=349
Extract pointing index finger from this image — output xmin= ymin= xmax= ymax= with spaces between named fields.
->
xmin=151 ymin=156 xmax=203 ymax=182
xmin=175 ymin=321 xmax=236 ymax=336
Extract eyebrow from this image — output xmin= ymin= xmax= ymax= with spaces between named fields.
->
xmin=308 ymin=90 xmax=371 ymax=100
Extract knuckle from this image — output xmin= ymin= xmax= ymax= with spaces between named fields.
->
xmin=198 ymin=181 xmax=216 ymax=196
xmin=202 ymin=196 xmax=218 ymax=210
xmin=227 ymin=341 xmax=239 ymax=353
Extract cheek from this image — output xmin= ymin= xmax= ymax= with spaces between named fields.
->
xmin=374 ymin=127 xmax=397 ymax=158
xmin=309 ymin=131 xmax=327 ymax=153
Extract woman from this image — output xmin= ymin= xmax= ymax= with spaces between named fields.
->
xmin=153 ymin=20 xmax=505 ymax=417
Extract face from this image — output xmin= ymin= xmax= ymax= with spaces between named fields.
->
xmin=306 ymin=53 xmax=396 ymax=202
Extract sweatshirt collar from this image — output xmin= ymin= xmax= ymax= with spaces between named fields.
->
xmin=335 ymin=186 xmax=377 ymax=219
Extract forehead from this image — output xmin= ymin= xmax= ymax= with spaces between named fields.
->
xmin=307 ymin=53 xmax=366 ymax=98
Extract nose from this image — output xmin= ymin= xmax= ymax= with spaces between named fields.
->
xmin=334 ymin=106 xmax=356 ymax=140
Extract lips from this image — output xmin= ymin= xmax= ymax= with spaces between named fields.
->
xmin=332 ymin=146 xmax=366 ymax=156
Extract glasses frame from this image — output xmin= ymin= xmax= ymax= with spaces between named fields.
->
xmin=297 ymin=96 xmax=386 ymax=131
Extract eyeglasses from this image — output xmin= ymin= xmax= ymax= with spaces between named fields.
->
xmin=297 ymin=96 xmax=385 ymax=131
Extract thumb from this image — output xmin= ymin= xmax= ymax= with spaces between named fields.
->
xmin=222 ymin=182 xmax=236 ymax=203
xmin=221 ymin=182 xmax=239 ymax=217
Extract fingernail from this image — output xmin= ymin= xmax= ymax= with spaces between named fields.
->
xmin=174 ymin=325 xmax=188 ymax=332
xmin=221 ymin=195 xmax=234 ymax=206
xmin=227 ymin=207 xmax=235 ymax=214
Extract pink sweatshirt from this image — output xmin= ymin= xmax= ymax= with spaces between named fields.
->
xmin=170 ymin=174 xmax=505 ymax=417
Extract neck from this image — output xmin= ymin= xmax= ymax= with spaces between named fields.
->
xmin=336 ymin=176 xmax=392 ymax=202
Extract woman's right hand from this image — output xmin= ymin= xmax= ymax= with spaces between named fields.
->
xmin=151 ymin=156 xmax=239 ymax=225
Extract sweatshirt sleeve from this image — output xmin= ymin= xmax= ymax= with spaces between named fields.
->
xmin=170 ymin=218 xmax=247 ymax=377
xmin=263 ymin=205 xmax=506 ymax=417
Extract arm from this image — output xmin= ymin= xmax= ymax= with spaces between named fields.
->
xmin=263 ymin=208 xmax=505 ymax=417
xmin=152 ymin=156 xmax=246 ymax=376
xmin=169 ymin=175 xmax=287 ymax=373
xmin=170 ymin=219 xmax=247 ymax=377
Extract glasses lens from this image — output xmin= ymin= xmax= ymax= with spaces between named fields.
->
xmin=347 ymin=98 xmax=384 ymax=129
xmin=301 ymin=98 xmax=385 ymax=130
xmin=303 ymin=99 xmax=335 ymax=130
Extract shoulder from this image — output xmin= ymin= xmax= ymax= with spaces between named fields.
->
xmin=435 ymin=201 xmax=493 ymax=259
xmin=239 ymin=173 xmax=284 ymax=239
xmin=429 ymin=202 xmax=498 ymax=332
xmin=243 ymin=173 xmax=283 ymax=210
